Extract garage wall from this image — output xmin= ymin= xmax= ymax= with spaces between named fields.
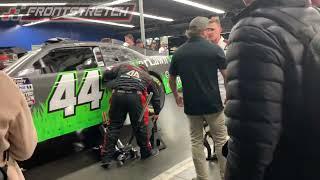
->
xmin=0 ymin=22 xmax=121 ymax=50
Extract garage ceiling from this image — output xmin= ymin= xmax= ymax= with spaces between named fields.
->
xmin=1 ymin=0 xmax=245 ymax=37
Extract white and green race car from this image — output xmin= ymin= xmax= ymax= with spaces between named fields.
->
xmin=5 ymin=38 xmax=181 ymax=144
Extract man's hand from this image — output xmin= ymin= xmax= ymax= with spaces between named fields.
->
xmin=153 ymin=115 xmax=159 ymax=121
xmin=153 ymin=115 xmax=159 ymax=123
xmin=169 ymin=75 xmax=183 ymax=107
xmin=174 ymin=95 xmax=184 ymax=107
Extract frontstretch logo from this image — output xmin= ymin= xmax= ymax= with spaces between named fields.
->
xmin=1 ymin=8 xmax=21 ymax=21
xmin=0 ymin=4 xmax=135 ymax=22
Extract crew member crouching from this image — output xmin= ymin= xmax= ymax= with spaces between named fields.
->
xmin=101 ymin=63 xmax=161 ymax=166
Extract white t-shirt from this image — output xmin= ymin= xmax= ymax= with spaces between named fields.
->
xmin=217 ymin=36 xmax=227 ymax=104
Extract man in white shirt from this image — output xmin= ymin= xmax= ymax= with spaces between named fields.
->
xmin=206 ymin=16 xmax=227 ymax=103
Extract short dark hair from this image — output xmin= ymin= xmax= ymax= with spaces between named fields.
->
xmin=101 ymin=38 xmax=112 ymax=43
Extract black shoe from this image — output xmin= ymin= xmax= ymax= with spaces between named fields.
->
xmin=141 ymin=148 xmax=159 ymax=160
xmin=101 ymin=157 xmax=113 ymax=168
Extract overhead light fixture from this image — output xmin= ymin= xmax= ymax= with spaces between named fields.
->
xmin=171 ymin=0 xmax=225 ymax=14
xmin=22 ymin=19 xmax=51 ymax=27
xmin=103 ymin=7 xmax=174 ymax=22
xmin=64 ymin=17 xmax=134 ymax=28
xmin=101 ymin=0 xmax=132 ymax=6
xmin=0 ymin=3 xmax=67 ymax=7
xmin=130 ymin=12 xmax=174 ymax=22
xmin=0 ymin=14 xmax=30 ymax=18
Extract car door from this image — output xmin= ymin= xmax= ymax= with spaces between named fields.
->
xmin=16 ymin=46 xmax=109 ymax=142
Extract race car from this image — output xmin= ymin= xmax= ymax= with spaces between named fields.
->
xmin=4 ymin=38 xmax=181 ymax=144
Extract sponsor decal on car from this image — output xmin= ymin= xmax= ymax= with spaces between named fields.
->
xmin=13 ymin=77 xmax=36 ymax=107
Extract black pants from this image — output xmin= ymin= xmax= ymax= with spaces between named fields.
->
xmin=101 ymin=91 xmax=152 ymax=160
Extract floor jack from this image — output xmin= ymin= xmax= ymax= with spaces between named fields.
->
xmin=100 ymin=93 xmax=166 ymax=168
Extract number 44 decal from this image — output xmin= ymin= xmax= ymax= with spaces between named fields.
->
xmin=48 ymin=70 xmax=104 ymax=117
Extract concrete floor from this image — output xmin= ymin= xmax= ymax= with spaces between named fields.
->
xmin=24 ymin=95 xmax=221 ymax=180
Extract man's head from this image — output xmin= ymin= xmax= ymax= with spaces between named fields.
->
xmin=205 ymin=16 xmax=223 ymax=44
xmin=186 ymin=16 xmax=210 ymax=39
xmin=136 ymin=39 xmax=144 ymax=48
xmin=101 ymin=38 xmax=112 ymax=43
xmin=124 ymin=34 xmax=135 ymax=46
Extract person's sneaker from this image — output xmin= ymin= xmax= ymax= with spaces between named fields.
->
xmin=140 ymin=148 xmax=159 ymax=160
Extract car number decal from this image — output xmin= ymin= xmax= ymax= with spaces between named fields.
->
xmin=48 ymin=70 xmax=103 ymax=117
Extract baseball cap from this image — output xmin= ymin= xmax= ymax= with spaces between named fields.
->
xmin=188 ymin=16 xmax=210 ymax=31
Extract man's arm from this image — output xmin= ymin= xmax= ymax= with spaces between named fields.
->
xmin=216 ymin=47 xmax=228 ymax=91
xmin=219 ymin=69 xmax=227 ymax=91
xmin=168 ymin=55 xmax=183 ymax=107
xmin=103 ymin=65 xmax=120 ymax=82
xmin=169 ymin=75 xmax=178 ymax=98
xmin=148 ymin=80 xmax=162 ymax=115
xmin=169 ymin=75 xmax=183 ymax=107
xmin=224 ymin=25 xmax=284 ymax=180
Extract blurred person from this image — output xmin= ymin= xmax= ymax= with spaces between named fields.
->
xmin=150 ymin=41 xmax=158 ymax=51
xmin=158 ymin=42 xmax=168 ymax=55
xmin=169 ymin=16 xmax=228 ymax=180
xmin=0 ymin=72 xmax=37 ymax=180
xmin=101 ymin=38 xmax=112 ymax=43
xmin=225 ymin=0 xmax=320 ymax=180
xmin=136 ymin=39 xmax=145 ymax=48
xmin=124 ymin=34 xmax=135 ymax=47
xmin=206 ymin=16 xmax=228 ymax=104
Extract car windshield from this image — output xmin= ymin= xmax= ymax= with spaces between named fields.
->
xmin=4 ymin=48 xmax=41 ymax=74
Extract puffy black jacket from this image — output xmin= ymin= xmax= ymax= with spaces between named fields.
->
xmin=225 ymin=1 xmax=320 ymax=180
xmin=103 ymin=63 xmax=161 ymax=114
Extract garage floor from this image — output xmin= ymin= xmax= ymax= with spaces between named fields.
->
xmin=24 ymin=95 xmax=221 ymax=180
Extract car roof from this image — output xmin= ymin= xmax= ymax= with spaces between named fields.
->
xmin=41 ymin=41 xmax=121 ymax=50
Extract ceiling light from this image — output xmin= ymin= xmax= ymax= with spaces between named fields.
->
xmin=101 ymin=0 xmax=132 ymax=6
xmin=130 ymin=12 xmax=174 ymax=22
xmin=0 ymin=3 xmax=67 ymax=7
xmin=171 ymin=0 xmax=225 ymax=14
xmin=65 ymin=17 xmax=134 ymax=28
xmin=103 ymin=7 xmax=174 ymax=22
xmin=22 ymin=19 xmax=51 ymax=27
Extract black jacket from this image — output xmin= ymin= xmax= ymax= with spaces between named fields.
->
xmin=225 ymin=0 xmax=320 ymax=180
xmin=104 ymin=63 xmax=161 ymax=115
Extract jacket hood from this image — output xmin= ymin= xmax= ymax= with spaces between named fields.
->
xmin=233 ymin=0 xmax=310 ymax=23
xmin=257 ymin=0 xmax=309 ymax=7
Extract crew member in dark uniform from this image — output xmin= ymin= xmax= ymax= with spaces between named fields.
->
xmin=101 ymin=63 xmax=161 ymax=166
